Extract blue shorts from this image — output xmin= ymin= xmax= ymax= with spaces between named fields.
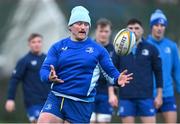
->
xmin=157 ymin=96 xmax=177 ymax=113
xmin=41 ymin=92 xmax=93 ymax=123
xmin=27 ymin=104 xmax=44 ymax=122
xmin=93 ymin=94 xmax=113 ymax=114
xmin=118 ymin=98 xmax=155 ymax=117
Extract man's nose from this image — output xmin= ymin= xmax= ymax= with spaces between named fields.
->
xmin=80 ymin=23 xmax=86 ymax=29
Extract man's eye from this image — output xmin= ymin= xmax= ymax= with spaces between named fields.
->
xmin=135 ymin=27 xmax=139 ymax=30
xmin=84 ymin=22 xmax=89 ymax=26
xmin=77 ymin=22 xmax=81 ymax=25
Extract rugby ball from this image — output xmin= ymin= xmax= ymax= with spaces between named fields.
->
xmin=113 ymin=28 xmax=136 ymax=56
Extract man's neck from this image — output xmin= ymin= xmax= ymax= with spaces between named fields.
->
xmin=96 ymin=39 xmax=109 ymax=46
xmin=30 ymin=51 xmax=42 ymax=56
xmin=136 ymin=38 xmax=142 ymax=46
xmin=70 ymin=35 xmax=87 ymax=42
xmin=152 ymin=34 xmax=163 ymax=41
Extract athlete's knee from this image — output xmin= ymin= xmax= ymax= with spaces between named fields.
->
xmin=37 ymin=112 xmax=62 ymax=123
xmin=121 ymin=116 xmax=135 ymax=123
xmin=162 ymin=111 xmax=177 ymax=123
xmin=140 ymin=116 xmax=156 ymax=123
xmin=37 ymin=113 xmax=49 ymax=123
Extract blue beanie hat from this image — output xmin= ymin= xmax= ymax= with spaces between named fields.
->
xmin=150 ymin=9 xmax=167 ymax=27
xmin=68 ymin=6 xmax=91 ymax=26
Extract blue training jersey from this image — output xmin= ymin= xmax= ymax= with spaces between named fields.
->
xmin=40 ymin=37 xmax=120 ymax=102
xmin=7 ymin=52 xmax=50 ymax=108
xmin=147 ymin=35 xmax=180 ymax=97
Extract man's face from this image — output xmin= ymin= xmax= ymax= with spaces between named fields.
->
xmin=127 ymin=23 xmax=144 ymax=41
xmin=95 ymin=25 xmax=111 ymax=46
xmin=69 ymin=21 xmax=90 ymax=41
xmin=151 ymin=24 xmax=166 ymax=40
xmin=28 ymin=36 xmax=42 ymax=54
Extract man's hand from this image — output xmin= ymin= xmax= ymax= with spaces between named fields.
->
xmin=118 ymin=69 xmax=133 ymax=87
xmin=154 ymin=95 xmax=163 ymax=109
xmin=109 ymin=93 xmax=118 ymax=107
xmin=49 ymin=65 xmax=64 ymax=83
xmin=108 ymin=86 xmax=118 ymax=107
xmin=5 ymin=100 xmax=15 ymax=112
xmin=154 ymin=88 xmax=163 ymax=109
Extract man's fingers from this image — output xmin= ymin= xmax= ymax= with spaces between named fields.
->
xmin=51 ymin=75 xmax=58 ymax=79
xmin=155 ymin=103 xmax=160 ymax=109
xmin=51 ymin=77 xmax=64 ymax=83
xmin=127 ymin=73 xmax=133 ymax=77
xmin=154 ymin=99 xmax=162 ymax=109
xmin=125 ymin=81 xmax=130 ymax=84
xmin=50 ymin=65 xmax=55 ymax=71
xmin=55 ymin=78 xmax=64 ymax=83
xmin=121 ymin=69 xmax=128 ymax=75
xmin=120 ymin=83 xmax=125 ymax=87
xmin=50 ymin=71 xmax=56 ymax=76
xmin=126 ymin=77 xmax=133 ymax=81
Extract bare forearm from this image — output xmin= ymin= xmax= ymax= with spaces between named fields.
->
xmin=108 ymin=86 xmax=115 ymax=96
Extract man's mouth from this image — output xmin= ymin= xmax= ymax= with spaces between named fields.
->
xmin=79 ymin=31 xmax=86 ymax=34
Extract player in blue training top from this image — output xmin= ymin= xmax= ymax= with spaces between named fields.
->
xmin=5 ymin=33 xmax=50 ymax=123
xmin=113 ymin=18 xmax=163 ymax=123
xmin=38 ymin=6 xmax=133 ymax=123
xmin=147 ymin=9 xmax=180 ymax=123
xmin=90 ymin=18 xmax=118 ymax=123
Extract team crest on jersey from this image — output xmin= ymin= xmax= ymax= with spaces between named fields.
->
xmin=31 ymin=60 xmax=37 ymax=66
xmin=85 ymin=47 xmax=94 ymax=53
xmin=142 ymin=49 xmax=149 ymax=56
xmin=165 ymin=47 xmax=171 ymax=54
xmin=45 ymin=103 xmax=52 ymax=110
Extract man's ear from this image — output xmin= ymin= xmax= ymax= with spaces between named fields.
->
xmin=141 ymin=26 xmax=144 ymax=34
xmin=68 ymin=27 xmax=71 ymax=31
xmin=68 ymin=26 xmax=71 ymax=31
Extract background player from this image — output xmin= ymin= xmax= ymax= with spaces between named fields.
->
xmin=38 ymin=6 xmax=133 ymax=123
xmin=5 ymin=33 xmax=50 ymax=123
xmin=90 ymin=18 xmax=118 ymax=123
xmin=147 ymin=9 xmax=180 ymax=123
xmin=113 ymin=18 xmax=163 ymax=123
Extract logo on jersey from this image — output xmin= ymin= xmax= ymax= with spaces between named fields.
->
xmin=150 ymin=108 xmax=155 ymax=113
xmin=61 ymin=47 xmax=68 ymax=51
xmin=165 ymin=47 xmax=171 ymax=54
xmin=45 ymin=103 xmax=52 ymax=110
xmin=119 ymin=106 xmax=124 ymax=113
xmin=31 ymin=60 xmax=37 ymax=66
xmin=173 ymin=104 xmax=177 ymax=109
xmin=85 ymin=47 xmax=94 ymax=53
xmin=142 ymin=49 xmax=149 ymax=56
